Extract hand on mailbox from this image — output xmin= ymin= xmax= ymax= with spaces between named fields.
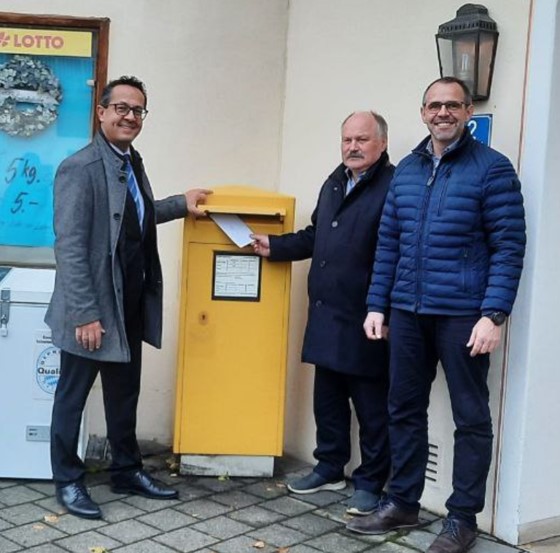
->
xmin=250 ymin=234 xmax=271 ymax=257
xmin=185 ymin=188 xmax=213 ymax=218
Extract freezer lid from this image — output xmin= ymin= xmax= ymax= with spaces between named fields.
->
xmin=0 ymin=267 xmax=55 ymax=304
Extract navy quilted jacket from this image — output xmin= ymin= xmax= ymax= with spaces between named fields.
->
xmin=367 ymin=130 xmax=526 ymax=316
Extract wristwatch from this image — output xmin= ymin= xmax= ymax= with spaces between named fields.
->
xmin=484 ymin=311 xmax=507 ymax=326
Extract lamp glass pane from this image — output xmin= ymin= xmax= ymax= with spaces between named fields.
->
xmin=477 ymin=32 xmax=496 ymax=98
xmin=437 ymin=34 xmax=479 ymax=97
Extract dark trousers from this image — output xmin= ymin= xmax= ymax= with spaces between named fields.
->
xmin=313 ymin=366 xmax=390 ymax=493
xmin=50 ymin=327 xmax=143 ymax=485
xmin=387 ymin=309 xmax=492 ymax=527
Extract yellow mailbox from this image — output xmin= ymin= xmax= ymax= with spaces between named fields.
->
xmin=173 ymin=185 xmax=294 ymax=476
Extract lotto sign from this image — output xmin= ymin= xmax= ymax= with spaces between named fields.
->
xmin=0 ymin=27 xmax=92 ymax=57
xmin=468 ymin=114 xmax=493 ymax=146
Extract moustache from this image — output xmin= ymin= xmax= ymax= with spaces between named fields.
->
xmin=347 ymin=153 xmax=364 ymax=159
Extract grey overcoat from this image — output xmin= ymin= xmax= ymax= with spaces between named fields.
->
xmin=45 ymin=133 xmax=187 ymax=363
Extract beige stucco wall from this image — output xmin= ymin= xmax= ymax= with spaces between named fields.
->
xmin=0 ymin=0 xmax=289 ymax=441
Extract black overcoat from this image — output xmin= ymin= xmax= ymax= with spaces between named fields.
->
xmin=270 ymin=152 xmax=394 ymax=377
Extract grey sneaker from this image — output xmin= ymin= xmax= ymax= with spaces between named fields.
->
xmin=287 ymin=472 xmax=346 ymax=494
xmin=346 ymin=490 xmax=381 ymax=515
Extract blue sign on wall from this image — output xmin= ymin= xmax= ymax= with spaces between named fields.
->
xmin=467 ymin=114 xmax=493 ymax=146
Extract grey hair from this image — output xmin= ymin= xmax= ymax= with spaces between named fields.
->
xmin=341 ymin=111 xmax=388 ymax=141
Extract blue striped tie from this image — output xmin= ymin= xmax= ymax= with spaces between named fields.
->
xmin=124 ymin=154 xmax=144 ymax=229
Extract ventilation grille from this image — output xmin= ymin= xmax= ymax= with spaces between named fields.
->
xmin=425 ymin=441 xmax=439 ymax=483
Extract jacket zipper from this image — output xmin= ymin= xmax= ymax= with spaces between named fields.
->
xmin=415 ymin=165 xmax=437 ymax=311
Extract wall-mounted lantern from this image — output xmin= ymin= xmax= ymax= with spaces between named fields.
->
xmin=436 ymin=4 xmax=499 ymax=101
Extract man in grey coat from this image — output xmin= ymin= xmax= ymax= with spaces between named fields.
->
xmin=45 ymin=75 xmax=210 ymax=519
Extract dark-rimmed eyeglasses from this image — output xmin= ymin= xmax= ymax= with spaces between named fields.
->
xmin=107 ymin=103 xmax=149 ymax=120
xmin=423 ymin=101 xmax=468 ymax=114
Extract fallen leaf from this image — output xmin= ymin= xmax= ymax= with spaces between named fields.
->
xmin=275 ymin=482 xmax=286 ymax=488
xmin=43 ymin=514 xmax=59 ymax=523
xmin=218 ymin=473 xmax=230 ymax=481
xmin=89 ymin=547 xmax=108 ymax=553
xmin=277 ymin=548 xmax=290 ymax=553
xmin=252 ymin=541 xmax=266 ymax=549
xmin=32 ymin=524 xmax=45 ymax=530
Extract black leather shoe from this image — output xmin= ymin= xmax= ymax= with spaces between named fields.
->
xmin=346 ymin=499 xmax=419 ymax=535
xmin=427 ymin=518 xmax=477 ymax=553
xmin=111 ymin=469 xmax=178 ymax=500
xmin=56 ymin=482 xmax=102 ymax=519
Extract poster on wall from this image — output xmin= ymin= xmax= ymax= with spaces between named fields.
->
xmin=0 ymin=26 xmax=95 ymax=251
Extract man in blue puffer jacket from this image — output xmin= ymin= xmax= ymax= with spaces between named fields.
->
xmin=347 ymin=78 xmax=526 ymax=553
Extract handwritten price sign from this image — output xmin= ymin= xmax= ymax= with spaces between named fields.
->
xmin=0 ymin=153 xmax=54 ymax=247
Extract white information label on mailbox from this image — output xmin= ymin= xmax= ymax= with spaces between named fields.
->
xmin=212 ymin=253 xmax=261 ymax=301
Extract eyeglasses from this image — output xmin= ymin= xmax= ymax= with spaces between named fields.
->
xmin=107 ymin=103 xmax=149 ymax=120
xmin=423 ymin=101 xmax=468 ymax=114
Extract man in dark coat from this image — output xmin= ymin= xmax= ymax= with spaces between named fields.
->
xmin=251 ymin=111 xmax=393 ymax=515
xmin=347 ymin=78 xmax=526 ymax=553
xmin=45 ymin=76 xmax=210 ymax=519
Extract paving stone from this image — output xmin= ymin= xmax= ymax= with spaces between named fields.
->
xmin=150 ymin=469 xmax=182 ymax=485
xmin=34 ymin=498 xmax=65 ymax=516
xmin=473 ymin=536 xmax=526 ymax=553
xmin=213 ymin=490 xmax=262 ymax=509
xmin=112 ymin=540 xmax=180 ymax=553
xmin=396 ymin=528 xmax=437 ymax=551
xmin=153 ymin=526 xmax=218 ymax=552
xmin=0 ymin=519 xmax=13 ymax=532
xmin=174 ymin=498 xmax=233 ymax=519
xmin=262 ymin=496 xmax=315 ymax=516
xmin=211 ymin=534 xmax=277 ymax=553
xmin=120 ymin=494 xmax=181 ymax=512
xmin=171 ymin=481 xmax=213 ymax=501
xmin=0 ymin=483 xmax=16 ymax=490
xmin=25 ymin=482 xmax=54 ymax=495
xmin=295 ymin=490 xmax=347 ymax=508
xmin=98 ymin=500 xmax=146 ymax=523
xmin=98 ymin=518 xmax=160 ymax=544
xmin=137 ymin=507 xmax=197 ymax=531
xmin=192 ymin=477 xmax=244 ymax=493
xmin=89 ymin=483 xmax=123 ymax=504
xmin=43 ymin=512 xmax=106 ymax=534
xmin=283 ymin=512 xmax=341 ymax=536
xmin=55 ymin=529 xmax=122 ymax=552
xmin=242 ymin=480 xmax=288 ymax=499
xmin=1 ymin=522 xmax=65 ymax=548
xmin=305 ymin=531 xmax=370 ymax=552
xmin=315 ymin=502 xmax=354 ymax=525
xmin=247 ymin=523 xmax=309 ymax=547
xmin=191 ymin=515 xmax=252 ymax=539
xmin=0 ymin=535 xmax=21 ymax=552
xmin=288 ymin=546 xmax=324 ymax=553
xmin=228 ymin=505 xmax=286 ymax=527
xmin=26 ymin=545 xmax=67 ymax=553
xmin=0 ymin=487 xmax=45 ymax=507
xmin=365 ymin=542 xmax=415 ymax=553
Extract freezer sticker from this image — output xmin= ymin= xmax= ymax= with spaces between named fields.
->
xmin=36 ymin=346 xmax=60 ymax=394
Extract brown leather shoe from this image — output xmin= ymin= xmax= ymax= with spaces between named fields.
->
xmin=428 ymin=518 xmax=477 ymax=553
xmin=346 ymin=499 xmax=419 ymax=535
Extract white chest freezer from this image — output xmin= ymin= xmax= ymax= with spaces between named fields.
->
xmin=0 ymin=267 xmax=87 ymax=479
